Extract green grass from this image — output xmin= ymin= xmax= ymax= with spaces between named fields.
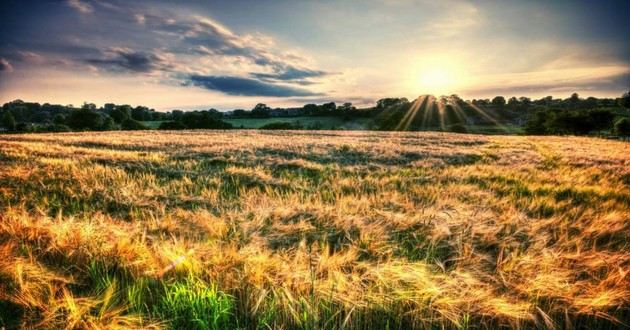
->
xmin=140 ymin=121 xmax=168 ymax=129
xmin=224 ymin=116 xmax=370 ymax=129
xmin=155 ymin=277 xmax=235 ymax=330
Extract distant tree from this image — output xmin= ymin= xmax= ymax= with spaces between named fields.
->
xmin=584 ymin=97 xmax=598 ymax=108
xmin=172 ymin=110 xmax=184 ymax=121
xmin=518 ymin=97 xmax=531 ymax=107
xmin=491 ymin=96 xmax=506 ymax=107
xmin=103 ymin=103 xmax=116 ymax=112
xmin=101 ymin=116 xmax=117 ymax=131
xmin=548 ymin=111 xmax=593 ymax=135
xmin=53 ymin=114 xmax=66 ymax=125
xmin=524 ymin=111 xmax=549 ymax=135
xmin=376 ymin=98 xmax=409 ymax=109
xmin=320 ymin=102 xmax=336 ymax=115
xmin=303 ymin=104 xmax=318 ymax=115
xmin=569 ymin=92 xmax=580 ymax=108
xmin=2 ymin=111 xmax=16 ymax=131
xmin=613 ymin=118 xmax=630 ymax=136
xmin=507 ymin=97 xmax=519 ymax=107
xmin=338 ymin=102 xmax=355 ymax=113
xmin=132 ymin=106 xmax=149 ymax=121
xmin=82 ymin=102 xmax=97 ymax=110
xmin=620 ymin=90 xmax=630 ymax=108
xmin=231 ymin=109 xmax=248 ymax=118
xmin=110 ymin=107 xmax=131 ymax=123
xmin=66 ymin=108 xmax=104 ymax=131
xmin=251 ymin=103 xmax=271 ymax=118
xmin=588 ymin=109 xmax=615 ymax=134
xmin=121 ymin=118 xmax=148 ymax=130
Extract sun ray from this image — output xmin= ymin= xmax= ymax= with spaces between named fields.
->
xmin=396 ymin=95 xmax=426 ymax=131
xmin=462 ymin=101 xmax=510 ymax=133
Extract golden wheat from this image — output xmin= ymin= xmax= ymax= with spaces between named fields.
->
xmin=0 ymin=130 xmax=628 ymax=329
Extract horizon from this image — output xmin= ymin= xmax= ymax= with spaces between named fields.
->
xmin=1 ymin=0 xmax=629 ymax=111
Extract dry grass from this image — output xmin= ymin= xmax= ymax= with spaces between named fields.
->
xmin=0 ymin=130 xmax=628 ymax=329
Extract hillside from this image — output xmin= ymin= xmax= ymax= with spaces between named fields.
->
xmin=0 ymin=130 xmax=628 ymax=329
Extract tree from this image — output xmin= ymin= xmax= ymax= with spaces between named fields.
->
xmin=320 ymin=102 xmax=336 ymax=115
xmin=132 ymin=106 xmax=149 ymax=121
xmin=2 ymin=111 xmax=16 ymax=131
xmin=613 ymin=118 xmax=630 ymax=137
xmin=507 ymin=97 xmax=519 ymax=107
xmin=588 ymin=109 xmax=614 ymax=134
xmin=518 ymin=97 xmax=531 ymax=107
xmin=524 ymin=111 xmax=549 ymax=135
xmin=67 ymin=108 xmax=104 ymax=130
xmin=110 ymin=107 xmax=131 ymax=123
xmin=82 ymin=102 xmax=97 ymax=110
xmin=569 ymin=92 xmax=580 ymax=108
xmin=620 ymin=90 xmax=630 ymax=108
xmin=303 ymin=104 xmax=318 ymax=115
xmin=251 ymin=103 xmax=271 ymax=118
xmin=103 ymin=103 xmax=116 ymax=112
xmin=53 ymin=114 xmax=66 ymax=125
xmin=101 ymin=116 xmax=117 ymax=131
xmin=376 ymin=98 xmax=409 ymax=109
xmin=171 ymin=110 xmax=184 ymax=121
xmin=491 ymin=96 xmax=506 ymax=107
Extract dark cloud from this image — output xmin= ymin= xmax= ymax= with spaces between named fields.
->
xmin=251 ymin=66 xmax=328 ymax=81
xmin=85 ymin=48 xmax=171 ymax=73
xmin=0 ymin=58 xmax=13 ymax=72
xmin=189 ymin=75 xmax=322 ymax=97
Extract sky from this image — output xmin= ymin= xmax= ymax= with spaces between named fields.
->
xmin=0 ymin=0 xmax=628 ymax=111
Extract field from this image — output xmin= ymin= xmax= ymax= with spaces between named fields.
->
xmin=0 ymin=130 xmax=628 ymax=329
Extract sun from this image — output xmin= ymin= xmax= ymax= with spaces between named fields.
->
xmin=406 ymin=56 xmax=464 ymax=96
xmin=417 ymin=68 xmax=453 ymax=95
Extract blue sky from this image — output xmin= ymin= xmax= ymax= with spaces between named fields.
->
xmin=0 ymin=0 xmax=628 ymax=110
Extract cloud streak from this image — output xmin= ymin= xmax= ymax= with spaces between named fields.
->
xmin=189 ymin=75 xmax=321 ymax=97
xmin=85 ymin=48 xmax=173 ymax=73
xmin=67 ymin=0 xmax=93 ymax=14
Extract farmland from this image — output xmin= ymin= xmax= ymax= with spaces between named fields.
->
xmin=0 ymin=130 xmax=628 ymax=329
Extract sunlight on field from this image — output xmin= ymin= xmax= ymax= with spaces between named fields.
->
xmin=0 ymin=130 xmax=628 ymax=329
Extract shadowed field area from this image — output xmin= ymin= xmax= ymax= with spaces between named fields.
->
xmin=0 ymin=130 xmax=628 ymax=329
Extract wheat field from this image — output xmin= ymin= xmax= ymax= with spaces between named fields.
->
xmin=0 ymin=130 xmax=628 ymax=329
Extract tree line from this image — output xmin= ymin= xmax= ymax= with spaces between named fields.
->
xmin=1 ymin=91 xmax=629 ymax=136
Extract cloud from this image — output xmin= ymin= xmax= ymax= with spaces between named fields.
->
xmin=251 ymin=66 xmax=328 ymax=81
xmin=148 ymin=15 xmax=329 ymax=84
xmin=189 ymin=75 xmax=322 ymax=97
xmin=85 ymin=48 xmax=172 ymax=73
xmin=0 ymin=58 xmax=13 ymax=72
xmin=67 ymin=0 xmax=93 ymax=14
